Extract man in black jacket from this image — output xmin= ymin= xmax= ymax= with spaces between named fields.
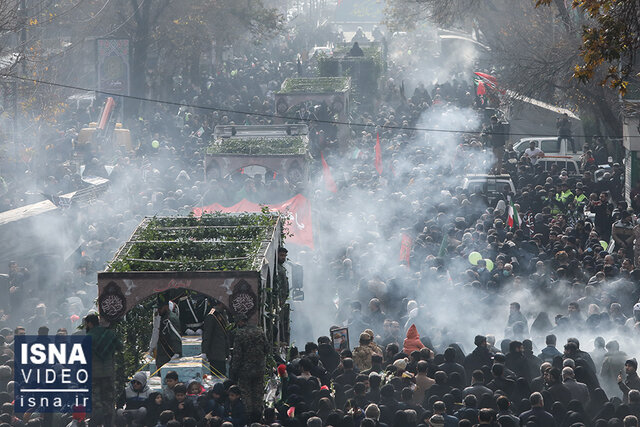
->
xmin=438 ymin=347 xmax=467 ymax=386
xmin=464 ymin=335 xmax=493 ymax=377
xmin=483 ymin=116 xmax=506 ymax=174
xmin=505 ymin=340 xmax=529 ymax=381
xmin=201 ymin=305 xmax=229 ymax=376
xmin=154 ymin=296 xmax=182 ymax=369
xmin=531 ymin=362 xmax=551 ymax=393
xmin=317 ymin=335 xmax=341 ymax=373
xmin=619 ymin=359 xmax=640 ymax=403
xmin=335 ymin=358 xmax=358 ymax=388
xmin=487 ymin=364 xmax=515 ymax=399
xmin=546 ymin=367 xmax=571 ymax=407
xmin=566 ymin=338 xmax=597 ymax=374
xmin=519 ymin=392 xmax=556 ymax=426
xmin=463 ymin=370 xmax=492 ymax=400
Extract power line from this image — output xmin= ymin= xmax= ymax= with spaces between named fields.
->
xmin=76 ymin=0 xmax=111 ymax=23
xmin=8 ymin=74 xmax=633 ymax=139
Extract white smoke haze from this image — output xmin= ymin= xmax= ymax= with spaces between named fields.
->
xmin=3 ymin=5 xmax=639 ymax=396
xmin=290 ymin=102 xmax=494 ymax=346
xmin=285 ymin=18 xmax=495 ymax=346
xmin=2 ymin=114 xmax=209 ymax=329
xmin=288 ymin=24 xmax=640 ymax=381
xmin=387 ymin=25 xmax=480 ymax=95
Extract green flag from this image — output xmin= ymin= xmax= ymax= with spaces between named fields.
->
xmin=438 ymin=232 xmax=448 ymax=257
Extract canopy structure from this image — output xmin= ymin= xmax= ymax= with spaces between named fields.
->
xmin=275 ymin=77 xmax=351 ymax=140
xmin=205 ymin=124 xmax=310 ymax=184
xmin=97 ymin=213 xmax=282 ymax=328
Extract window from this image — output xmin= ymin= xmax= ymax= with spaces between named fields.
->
xmin=486 ymin=182 xmax=499 ymax=192
xmin=541 ymin=139 xmax=560 ymax=153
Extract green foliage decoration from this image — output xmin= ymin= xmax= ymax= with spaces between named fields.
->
xmin=113 ymin=300 xmax=155 ymax=395
xmin=206 ymin=136 xmax=307 ymax=155
xmin=107 ymin=213 xmax=279 ymax=272
xmin=278 ymin=77 xmax=351 ymax=94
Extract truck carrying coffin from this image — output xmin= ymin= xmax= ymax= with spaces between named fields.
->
xmin=205 ymin=124 xmax=311 ymax=186
xmin=97 ymin=213 xmax=286 ymax=339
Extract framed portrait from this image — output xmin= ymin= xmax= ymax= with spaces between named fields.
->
xmin=330 ymin=327 xmax=349 ymax=352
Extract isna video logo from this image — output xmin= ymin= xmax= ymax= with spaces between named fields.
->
xmin=15 ymin=335 xmax=92 ymax=413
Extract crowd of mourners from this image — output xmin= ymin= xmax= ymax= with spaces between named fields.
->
xmin=0 ymin=12 xmax=638 ymax=427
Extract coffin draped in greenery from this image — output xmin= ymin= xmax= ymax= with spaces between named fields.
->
xmin=278 ymin=77 xmax=351 ymax=94
xmin=206 ymin=136 xmax=307 ymax=155
xmin=108 ymin=212 xmax=285 ymax=392
xmin=107 ymin=213 xmax=278 ymax=272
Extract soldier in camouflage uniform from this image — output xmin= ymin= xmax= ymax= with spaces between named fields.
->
xmin=230 ymin=313 xmax=269 ymax=417
xmin=274 ymin=247 xmax=290 ymax=342
xmin=85 ymin=313 xmax=122 ymax=427
xmin=275 ymin=247 xmax=290 ymax=305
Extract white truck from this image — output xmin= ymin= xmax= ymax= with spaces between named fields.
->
xmin=513 ymin=137 xmax=583 ymax=162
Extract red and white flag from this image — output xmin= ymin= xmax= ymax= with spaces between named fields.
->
xmin=399 ymin=233 xmax=412 ymax=267
xmin=375 ymin=132 xmax=383 ymax=175
xmin=507 ymin=200 xmax=520 ymax=228
xmin=320 ymin=152 xmax=337 ymax=193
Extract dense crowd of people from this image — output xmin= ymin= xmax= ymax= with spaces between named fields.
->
xmin=0 ymin=11 xmax=637 ymax=427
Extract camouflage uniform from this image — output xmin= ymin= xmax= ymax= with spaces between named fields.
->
xmin=230 ymin=324 xmax=269 ymax=415
xmin=275 ymin=263 xmax=289 ymax=307
xmin=87 ymin=325 xmax=122 ymax=427
xmin=274 ymin=263 xmax=290 ymax=342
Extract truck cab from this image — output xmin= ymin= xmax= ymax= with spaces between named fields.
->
xmin=462 ymin=174 xmax=516 ymax=205
xmin=513 ymin=137 xmax=583 ymax=162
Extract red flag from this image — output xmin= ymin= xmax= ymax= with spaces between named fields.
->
xmin=375 ymin=133 xmax=383 ymax=175
xmin=399 ymin=233 xmax=412 ymax=267
xmin=474 ymin=72 xmax=498 ymax=88
xmin=97 ymin=97 xmax=115 ymax=130
xmin=476 ymin=81 xmax=486 ymax=96
xmin=320 ymin=152 xmax=337 ymax=193
xmin=193 ymin=194 xmax=314 ymax=248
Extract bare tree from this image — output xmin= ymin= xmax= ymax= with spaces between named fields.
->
xmin=385 ymin=0 xmax=622 ymax=134
xmin=0 ymin=0 xmax=21 ymax=76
